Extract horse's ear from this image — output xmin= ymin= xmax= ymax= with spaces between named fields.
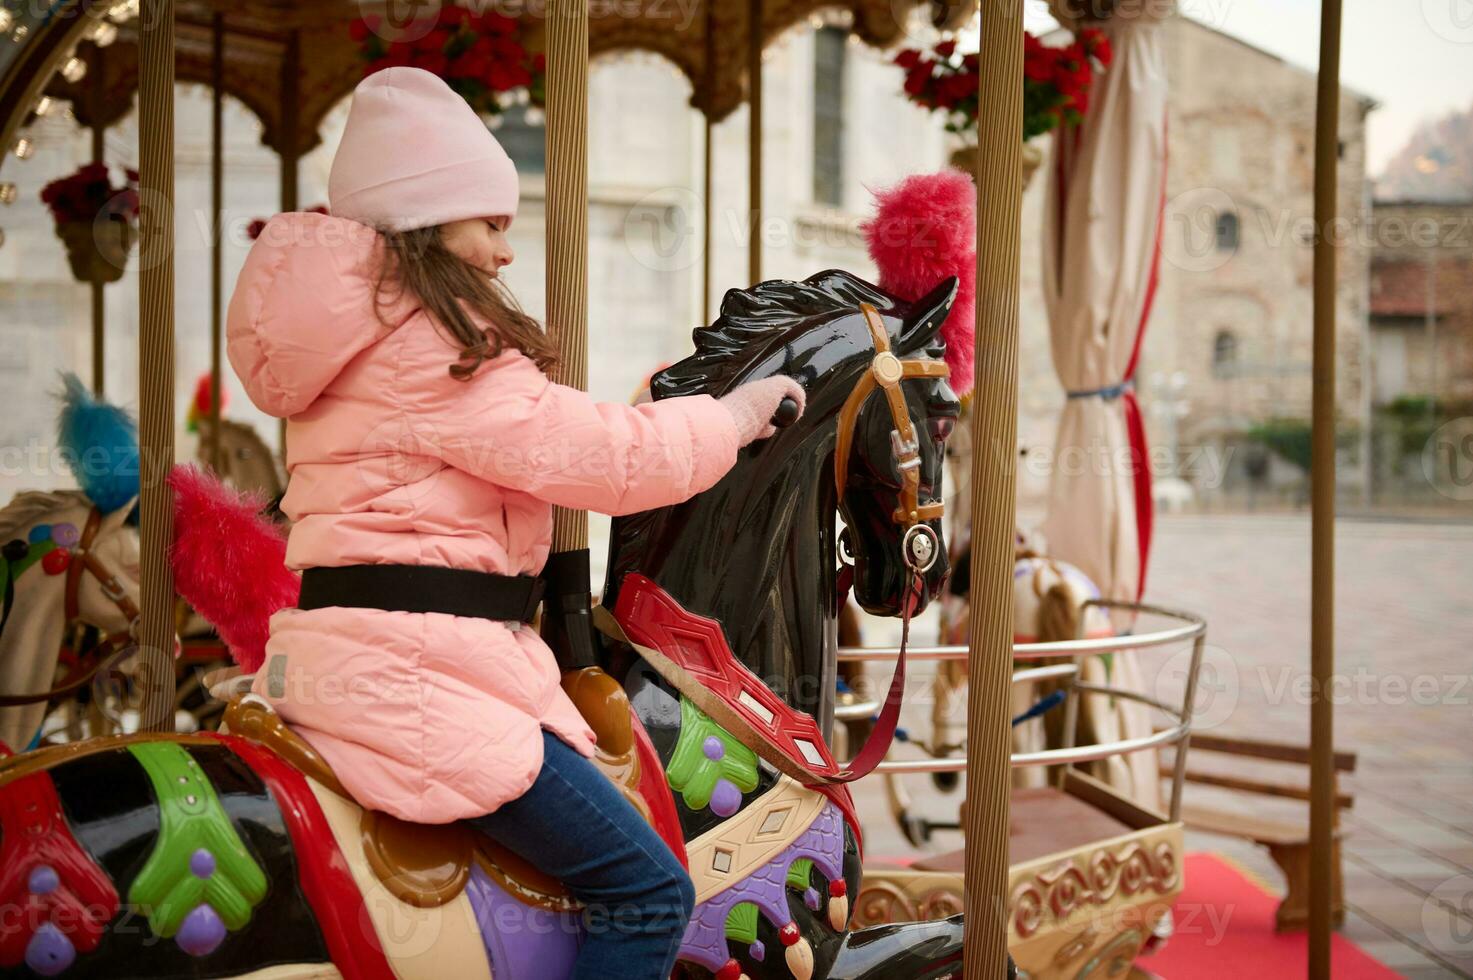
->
xmin=896 ymin=276 xmax=958 ymax=356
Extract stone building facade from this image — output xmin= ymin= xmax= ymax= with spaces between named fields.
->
xmin=1131 ymin=17 xmax=1375 ymax=501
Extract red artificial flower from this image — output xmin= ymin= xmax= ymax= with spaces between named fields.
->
xmin=532 ymin=52 xmax=546 ymax=72
xmin=894 ymin=48 xmax=922 ymax=70
xmin=247 ymin=218 xmax=267 ymax=240
xmin=935 ymin=39 xmax=957 ymax=58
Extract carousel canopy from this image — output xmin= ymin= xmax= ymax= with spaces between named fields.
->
xmin=1 ymin=0 xmax=976 ymax=163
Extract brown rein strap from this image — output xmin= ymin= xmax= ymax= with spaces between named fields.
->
xmin=833 ymin=303 xmax=948 ymax=529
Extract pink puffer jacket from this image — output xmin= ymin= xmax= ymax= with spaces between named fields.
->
xmin=228 ymin=212 xmax=741 ymax=823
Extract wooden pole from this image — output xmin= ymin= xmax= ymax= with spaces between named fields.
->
xmin=964 ymin=2 xmax=1025 ymax=975
xmin=545 ymin=0 xmax=589 ymax=552
xmin=746 ymin=0 xmax=761 ymax=284
xmin=90 ymin=122 xmax=105 ymax=396
xmin=1309 ymin=0 xmax=1343 ymax=974
xmin=276 ymin=29 xmax=299 ymax=457
xmin=701 ymin=0 xmax=714 ymax=320
xmin=209 ymin=12 xmax=223 ymax=474
xmin=136 ymin=0 xmax=178 ymax=732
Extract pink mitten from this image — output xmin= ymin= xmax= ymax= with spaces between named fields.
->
xmin=719 ymin=376 xmax=807 ymax=446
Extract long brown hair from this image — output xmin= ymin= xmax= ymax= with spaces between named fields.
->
xmin=375 ymin=226 xmax=559 ymax=380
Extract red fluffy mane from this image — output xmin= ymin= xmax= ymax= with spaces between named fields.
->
xmin=168 ymin=465 xmax=299 ymax=673
xmin=861 ymin=171 xmax=977 ymax=395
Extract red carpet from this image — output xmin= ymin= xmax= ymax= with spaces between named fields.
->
xmin=1138 ymin=853 xmax=1398 ymax=978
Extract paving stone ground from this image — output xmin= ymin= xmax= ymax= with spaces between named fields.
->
xmin=844 ymin=514 xmax=1473 ymax=978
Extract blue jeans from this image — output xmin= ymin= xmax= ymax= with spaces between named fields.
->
xmin=468 ymin=731 xmax=695 ymax=979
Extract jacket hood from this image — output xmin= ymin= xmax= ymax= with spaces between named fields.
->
xmin=227 ymin=212 xmax=418 ymax=417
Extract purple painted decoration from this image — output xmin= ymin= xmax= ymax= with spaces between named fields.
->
xmin=702 ymin=736 xmax=726 ymax=761
xmin=678 ymin=801 xmax=846 ymax=972
xmin=465 ymin=863 xmax=584 ymax=978
xmin=25 ymin=923 xmax=75 ymax=976
xmin=177 ymin=904 xmax=227 ymax=957
xmin=28 ymin=865 xmax=60 ymax=896
xmin=189 ymin=848 xmax=216 ymax=879
xmin=709 ymin=779 xmax=742 ymax=817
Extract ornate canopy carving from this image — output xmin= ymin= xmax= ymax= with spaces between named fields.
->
xmin=36 ymin=0 xmax=976 ymax=158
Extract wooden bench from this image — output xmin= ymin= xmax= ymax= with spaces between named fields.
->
xmin=1162 ymin=731 xmax=1356 ymax=932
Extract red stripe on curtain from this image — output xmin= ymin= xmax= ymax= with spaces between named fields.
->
xmin=1122 ymin=116 xmax=1169 ymax=598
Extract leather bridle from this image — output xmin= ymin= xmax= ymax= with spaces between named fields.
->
xmin=833 ymin=302 xmax=950 ymax=574
xmin=0 ymin=507 xmax=139 ymax=709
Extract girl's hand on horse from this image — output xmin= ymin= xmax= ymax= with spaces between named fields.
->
xmin=720 ymin=376 xmax=806 ymax=445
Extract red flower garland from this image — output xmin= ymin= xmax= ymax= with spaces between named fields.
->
xmin=39 ymin=164 xmax=139 ymax=226
xmin=352 ymin=5 xmax=544 ymax=117
xmin=895 ymin=28 xmax=1112 ymax=140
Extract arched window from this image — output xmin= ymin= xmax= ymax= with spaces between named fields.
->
xmin=1215 ymin=211 xmax=1240 ymax=253
xmin=1212 ymin=330 xmax=1238 ymax=377
xmin=812 ymin=27 xmax=847 ymax=207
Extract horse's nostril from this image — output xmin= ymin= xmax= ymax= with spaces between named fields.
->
xmin=928 ymin=417 xmax=955 ymax=442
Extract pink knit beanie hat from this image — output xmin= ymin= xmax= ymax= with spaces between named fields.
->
xmin=328 ymin=67 xmax=518 ymax=232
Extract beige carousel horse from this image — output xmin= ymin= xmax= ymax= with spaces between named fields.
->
xmin=194 ymin=416 xmax=285 ymax=504
xmin=0 ymin=492 xmax=142 ymax=751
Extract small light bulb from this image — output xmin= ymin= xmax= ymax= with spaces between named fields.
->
xmin=61 ymin=56 xmax=87 ymax=82
xmin=524 ymin=106 xmax=544 ymax=126
xmin=0 ymin=9 xmax=13 ymax=32
xmin=0 ymin=182 xmax=16 ymax=204
xmin=14 ymin=136 xmax=34 ymax=159
xmin=33 ymin=95 xmax=53 ymax=117
xmin=92 ymin=21 xmax=117 ymax=46
xmin=12 ymin=24 xmax=29 ymax=42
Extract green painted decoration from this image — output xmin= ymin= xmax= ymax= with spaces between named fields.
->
xmin=126 ymin=742 xmax=268 ymax=938
xmin=725 ymin=901 xmax=760 ymax=944
xmin=786 ymin=857 xmax=813 ymax=890
xmin=665 ymin=696 xmax=758 ymax=811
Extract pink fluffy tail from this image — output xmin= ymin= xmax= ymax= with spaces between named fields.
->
xmin=861 ymin=171 xmax=977 ymax=395
xmin=168 ymin=465 xmax=299 ymax=673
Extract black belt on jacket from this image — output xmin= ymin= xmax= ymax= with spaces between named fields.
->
xmin=298 ymin=564 xmax=545 ymax=623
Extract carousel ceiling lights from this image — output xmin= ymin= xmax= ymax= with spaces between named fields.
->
xmin=108 ymin=0 xmax=139 ymax=23
xmin=11 ymin=24 xmax=28 ymax=42
xmin=0 ymin=182 xmax=16 ymax=204
xmin=34 ymin=96 xmax=54 ymax=117
xmin=91 ymin=21 xmax=118 ymax=47
xmin=0 ymin=9 xmax=11 ymax=33
xmin=13 ymin=136 xmax=34 ymax=159
xmin=61 ymin=56 xmax=87 ymax=83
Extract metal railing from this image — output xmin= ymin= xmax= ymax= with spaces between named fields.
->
xmin=837 ymin=599 xmax=1207 ymax=822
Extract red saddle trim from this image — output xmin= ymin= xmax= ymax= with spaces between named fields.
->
xmin=613 ymin=573 xmax=865 ymax=852
xmin=220 ymin=735 xmax=397 ymax=980
xmin=0 ymin=769 xmax=118 ymax=967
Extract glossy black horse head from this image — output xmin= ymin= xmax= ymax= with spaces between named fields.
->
xmin=652 ymin=269 xmax=960 ymax=617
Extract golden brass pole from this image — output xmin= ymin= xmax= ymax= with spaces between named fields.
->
xmin=137 ymin=0 xmax=178 ymax=732
xmin=545 ymin=0 xmax=590 ymax=552
xmin=1310 ymin=0 xmax=1343 ymax=973
xmin=209 ymin=12 xmax=223 ymax=474
xmin=702 ymin=0 xmax=714 ymax=320
xmin=964 ymin=2 xmax=1026 ymax=974
xmin=90 ymin=121 xmax=104 ymax=396
xmin=276 ymin=29 xmax=300 ymax=458
xmin=746 ymin=0 xmax=761 ymax=284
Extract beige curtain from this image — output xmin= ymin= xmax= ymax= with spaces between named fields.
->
xmin=1041 ymin=10 xmax=1171 ymax=808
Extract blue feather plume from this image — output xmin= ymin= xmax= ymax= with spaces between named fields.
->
xmin=55 ymin=373 xmax=139 ymax=513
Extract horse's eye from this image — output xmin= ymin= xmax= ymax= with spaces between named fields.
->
xmin=927 ymin=417 xmax=955 ymax=442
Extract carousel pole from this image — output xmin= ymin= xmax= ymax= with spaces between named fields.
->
xmin=746 ymin=0 xmax=761 ymax=284
xmin=274 ymin=29 xmax=300 ymax=457
xmin=701 ymin=0 xmax=714 ymax=319
xmin=1309 ymin=0 xmax=1343 ymax=973
xmin=545 ymin=0 xmax=589 ymax=551
xmin=136 ymin=0 xmax=178 ymax=732
xmin=208 ymin=12 xmax=224 ymax=473
xmin=964 ymin=2 xmax=1026 ymax=975
xmin=90 ymin=121 xmax=105 ymax=395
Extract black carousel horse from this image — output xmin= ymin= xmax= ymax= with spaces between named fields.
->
xmin=0 ymin=270 xmax=972 ymax=980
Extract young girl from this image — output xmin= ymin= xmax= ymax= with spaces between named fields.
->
xmin=227 ymin=67 xmax=804 ymax=978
